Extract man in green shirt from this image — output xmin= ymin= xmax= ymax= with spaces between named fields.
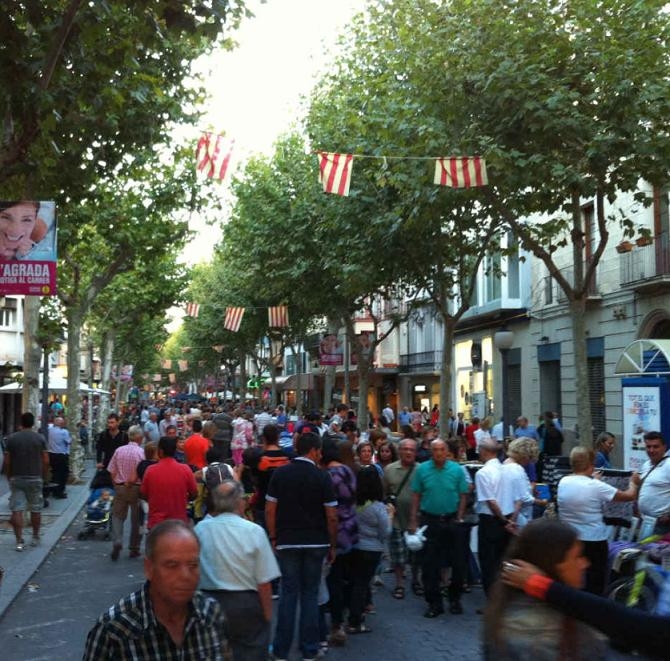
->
xmin=409 ymin=439 xmax=469 ymax=618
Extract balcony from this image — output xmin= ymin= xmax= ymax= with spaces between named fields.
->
xmin=542 ymin=265 xmax=600 ymax=305
xmin=400 ymin=350 xmax=443 ymax=374
xmin=619 ymin=232 xmax=670 ymax=294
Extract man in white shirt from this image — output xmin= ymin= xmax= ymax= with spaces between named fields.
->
xmin=638 ymin=431 xmax=670 ymax=535
xmin=382 ymin=404 xmax=395 ymax=428
xmin=475 ymin=438 xmax=517 ymax=595
xmin=196 ymin=479 xmax=280 ymax=661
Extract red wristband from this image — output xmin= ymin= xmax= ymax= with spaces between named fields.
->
xmin=524 ymin=574 xmax=552 ymax=600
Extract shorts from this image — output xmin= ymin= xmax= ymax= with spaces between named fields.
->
xmin=9 ymin=476 xmax=44 ymax=512
xmin=389 ymin=527 xmax=410 ymax=566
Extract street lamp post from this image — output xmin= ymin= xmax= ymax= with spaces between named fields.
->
xmin=493 ymin=328 xmax=514 ymax=443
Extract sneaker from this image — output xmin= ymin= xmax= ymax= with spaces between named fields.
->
xmin=15 ymin=540 xmax=25 ymax=552
xmin=328 ymin=627 xmax=346 ymax=646
xmin=372 ymin=575 xmax=384 ymax=586
xmin=318 ymin=641 xmax=329 ymax=657
xmin=30 ymin=536 xmax=40 ymax=547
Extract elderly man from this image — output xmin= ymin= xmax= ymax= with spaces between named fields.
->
xmin=84 ymin=520 xmax=225 ymax=660
xmin=409 ymin=438 xmax=469 ymax=618
xmin=196 ymin=480 xmax=280 ymax=661
xmin=475 ymin=437 xmax=517 ymax=595
xmin=638 ymin=431 xmax=670 ymax=535
xmin=383 ymin=438 xmax=420 ymax=598
xmin=108 ymin=425 xmax=146 ymax=560
xmin=4 ymin=412 xmax=49 ymax=551
xmin=47 ymin=416 xmax=71 ymax=499
xmin=144 ymin=412 xmax=161 ymax=445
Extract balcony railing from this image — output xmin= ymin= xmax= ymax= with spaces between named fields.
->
xmin=620 ymin=232 xmax=670 ymax=286
xmin=400 ymin=350 xmax=443 ymax=373
xmin=542 ymin=265 xmax=599 ymax=305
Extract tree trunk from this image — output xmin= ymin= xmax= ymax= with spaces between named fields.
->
xmin=569 ymin=193 xmax=592 ymax=443
xmin=22 ymin=296 xmax=42 ymax=417
xmin=570 ymin=296 xmax=592 ymax=444
xmin=66 ymin=306 xmax=85 ymax=479
xmin=357 ymin=358 xmax=370 ymax=432
xmin=238 ymin=349 xmax=247 ymax=406
xmin=98 ymin=332 xmax=115 ymax=427
xmin=438 ymin=318 xmax=456 ymax=436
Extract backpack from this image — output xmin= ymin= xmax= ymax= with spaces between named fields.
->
xmin=204 ymin=461 xmax=234 ymax=493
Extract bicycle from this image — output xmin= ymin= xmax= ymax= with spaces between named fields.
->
xmin=606 ymin=544 xmax=670 ymax=614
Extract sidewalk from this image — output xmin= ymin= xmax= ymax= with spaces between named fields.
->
xmin=0 ymin=461 xmax=94 ymax=620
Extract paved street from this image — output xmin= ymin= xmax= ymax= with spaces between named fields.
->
xmin=0 ymin=490 xmax=486 ymax=660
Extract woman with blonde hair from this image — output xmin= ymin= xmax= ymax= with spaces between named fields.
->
xmin=502 ymin=437 xmax=545 ymax=527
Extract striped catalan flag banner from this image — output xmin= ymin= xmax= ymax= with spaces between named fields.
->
xmin=268 ymin=305 xmax=289 ymax=328
xmin=318 ymin=152 xmax=354 ymax=196
xmin=196 ymin=133 xmax=235 ymax=181
xmin=185 ymin=302 xmax=200 ymax=318
xmin=161 ymin=359 xmax=172 ymax=369
xmin=224 ymin=306 xmax=245 ymax=333
xmin=178 ymin=359 xmax=189 ymax=372
xmin=434 ymin=157 xmax=488 ymax=188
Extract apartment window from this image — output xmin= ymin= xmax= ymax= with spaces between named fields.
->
xmin=538 ymin=343 xmax=561 ymax=415
xmin=505 ymin=231 xmax=520 ymax=298
xmin=508 ymin=348 xmax=522 ymax=424
xmin=0 ymin=307 xmax=16 ymax=327
xmin=588 ymin=337 xmax=606 ymax=442
xmin=485 ymin=252 xmax=502 ymax=302
xmin=544 ymin=275 xmax=553 ymax=305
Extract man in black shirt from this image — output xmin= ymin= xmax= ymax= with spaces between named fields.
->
xmin=96 ymin=413 xmax=129 ymax=469
xmin=266 ymin=432 xmax=337 ymax=661
xmin=245 ymin=424 xmax=293 ymax=529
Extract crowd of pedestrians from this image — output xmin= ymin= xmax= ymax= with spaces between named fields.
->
xmin=5 ymin=397 xmax=670 ymax=660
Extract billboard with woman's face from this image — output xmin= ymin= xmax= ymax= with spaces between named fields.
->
xmin=0 ymin=200 xmax=57 ymax=295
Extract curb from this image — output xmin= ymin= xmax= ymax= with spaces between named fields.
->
xmin=0 ymin=464 xmax=93 ymax=621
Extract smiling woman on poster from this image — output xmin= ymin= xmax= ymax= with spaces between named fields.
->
xmin=0 ymin=200 xmax=57 ymax=262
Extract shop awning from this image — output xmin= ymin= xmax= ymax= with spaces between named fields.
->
xmin=0 ymin=374 xmax=110 ymax=395
xmin=614 ymin=339 xmax=670 ymax=376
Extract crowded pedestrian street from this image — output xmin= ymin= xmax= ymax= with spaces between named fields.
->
xmin=3 ymin=1 xmax=670 ymax=660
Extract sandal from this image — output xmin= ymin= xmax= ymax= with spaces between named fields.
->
xmin=411 ymin=581 xmax=424 ymax=596
xmin=346 ymin=624 xmax=372 ymax=634
xmin=392 ymin=586 xmax=405 ymax=599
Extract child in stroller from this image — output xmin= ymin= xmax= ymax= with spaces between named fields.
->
xmin=78 ymin=470 xmax=115 ymax=540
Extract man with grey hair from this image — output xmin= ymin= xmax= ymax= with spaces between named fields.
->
xmin=195 ymin=479 xmax=280 ymax=661
xmin=84 ymin=520 xmax=225 ymax=660
xmin=384 ymin=437 xmax=420 ymax=598
xmin=409 ymin=438 xmax=469 ymax=617
xmin=108 ymin=424 xmax=145 ymax=560
xmin=475 ymin=437 xmax=517 ymax=595
xmin=47 ymin=416 xmax=71 ymax=498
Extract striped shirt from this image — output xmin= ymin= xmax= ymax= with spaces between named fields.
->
xmin=83 ymin=582 xmax=225 ymax=660
xmin=108 ymin=443 xmax=145 ymax=484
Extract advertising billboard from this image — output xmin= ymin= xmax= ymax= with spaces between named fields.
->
xmin=0 ymin=200 xmax=57 ymax=295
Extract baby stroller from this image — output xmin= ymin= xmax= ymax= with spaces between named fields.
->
xmin=77 ymin=469 xmax=115 ymax=540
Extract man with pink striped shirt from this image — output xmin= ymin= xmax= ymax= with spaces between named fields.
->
xmin=108 ymin=425 xmax=145 ymax=561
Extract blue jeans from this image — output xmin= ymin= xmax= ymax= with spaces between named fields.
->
xmin=273 ymin=547 xmax=328 ymax=659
